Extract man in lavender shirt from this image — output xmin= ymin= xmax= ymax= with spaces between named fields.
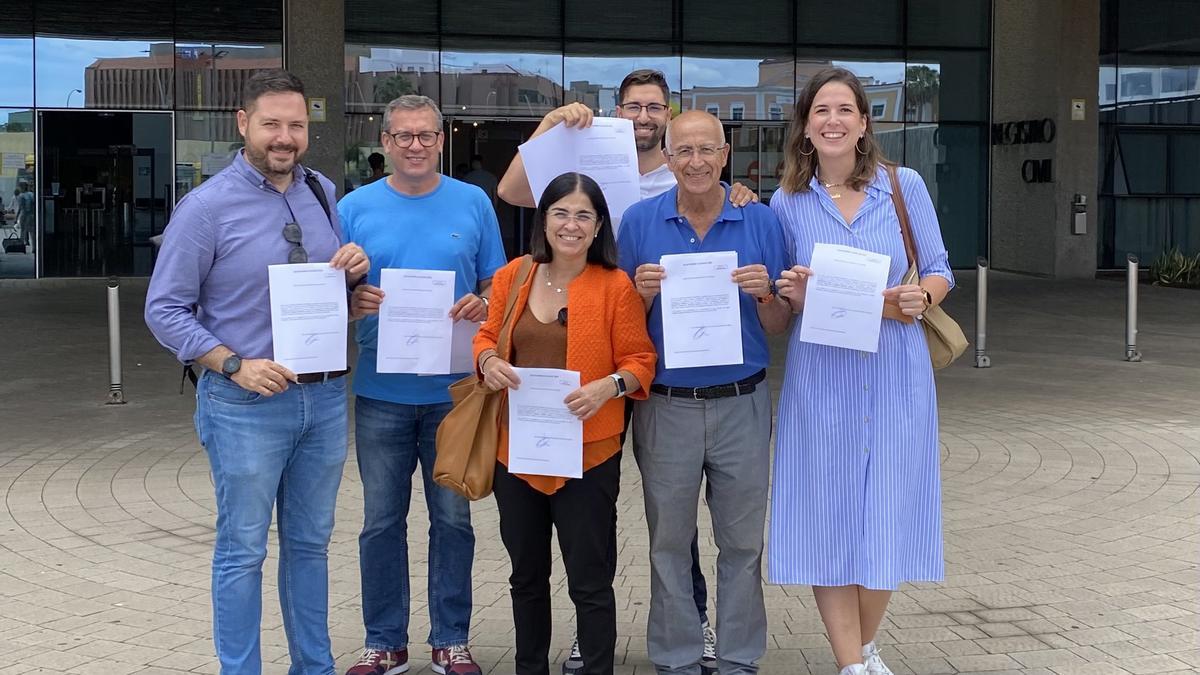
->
xmin=145 ymin=69 xmax=368 ymax=675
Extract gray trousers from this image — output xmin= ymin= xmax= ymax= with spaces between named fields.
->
xmin=633 ymin=384 xmax=772 ymax=675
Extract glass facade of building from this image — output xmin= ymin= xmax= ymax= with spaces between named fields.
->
xmin=13 ymin=1 xmax=1197 ymax=278
xmin=0 ymin=0 xmax=282 ymax=278
xmin=1099 ymin=0 xmax=1200 ymax=268
xmin=344 ymin=0 xmax=992 ymax=267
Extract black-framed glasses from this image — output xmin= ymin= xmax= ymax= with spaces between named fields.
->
xmin=283 ymin=222 xmax=308 ymax=263
xmin=618 ymin=102 xmax=669 ymax=115
xmin=386 ymin=130 xmax=442 ymax=147
xmin=557 ymin=307 xmax=568 ymax=326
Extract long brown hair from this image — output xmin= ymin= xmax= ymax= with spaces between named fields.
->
xmin=780 ymin=67 xmax=892 ymax=193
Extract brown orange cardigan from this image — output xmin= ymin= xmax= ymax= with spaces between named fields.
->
xmin=473 ymin=257 xmax=657 ymax=494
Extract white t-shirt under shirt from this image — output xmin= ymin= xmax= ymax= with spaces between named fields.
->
xmin=613 ymin=163 xmax=677 ymax=237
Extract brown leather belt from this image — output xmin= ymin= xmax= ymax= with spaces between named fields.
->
xmin=296 ymin=369 xmax=349 ymax=384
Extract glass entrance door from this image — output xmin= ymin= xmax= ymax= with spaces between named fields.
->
xmin=445 ymin=118 xmax=537 ymax=259
xmin=38 ymin=110 xmax=172 ymax=277
xmin=728 ymin=124 xmax=787 ymax=205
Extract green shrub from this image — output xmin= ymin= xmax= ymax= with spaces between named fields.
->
xmin=1148 ymin=248 xmax=1200 ymax=288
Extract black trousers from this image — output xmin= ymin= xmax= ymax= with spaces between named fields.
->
xmin=494 ymin=452 xmax=622 ymax=675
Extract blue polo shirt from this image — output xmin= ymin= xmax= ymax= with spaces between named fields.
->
xmin=617 ymin=184 xmax=789 ymax=388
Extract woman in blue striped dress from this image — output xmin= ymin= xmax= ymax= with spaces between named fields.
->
xmin=767 ymin=68 xmax=954 ymax=675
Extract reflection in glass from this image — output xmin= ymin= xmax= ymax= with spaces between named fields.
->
xmin=873 ymin=122 xmax=906 ymax=165
xmin=904 ymin=123 xmax=988 ymax=268
xmin=175 ymin=43 xmax=283 ymax=110
xmin=906 ymin=51 xmax=989 ymax=122
xmin=682 ymin=55 xmax=793 ymax=121
xmin=440 ymin=45 xmax=561 ymax=116
xmin=345 ymin=44 xmax=440 ymax=113
xmin=36 ymin=38 xmax=172 ymax=109
xmin=796 ymin=56 xmax=905 ymax=122
xmin=564 ymin=47 xmax=680 ymax=115
xmin=39 ymin=110 xmax=173 ymax=277
xmin=175 ymin=111 xmax=243 ymax=200
xmin=1112 ymin=57 xmax=1200 ymax=125
xmin=1111 ymin=197 xmax=1200 ymax=267
xmin=0 ymin=109 xmax=35 ymax=278
xmin=0 ymin=38 xmax=33 ymax=107
xmin=345 ymin=113 xmax=386 ymax=192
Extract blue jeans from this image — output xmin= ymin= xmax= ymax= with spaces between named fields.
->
xmin=195 ymin=370 xmax=348 ymax=675
xmin=354 ymin=395 xmax=474 ymax=649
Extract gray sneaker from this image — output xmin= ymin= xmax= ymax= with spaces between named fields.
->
xmin=561 ymin=634 xmax=584 ymax=675
xmin=701 ymin=621 xmax=718 ymax=674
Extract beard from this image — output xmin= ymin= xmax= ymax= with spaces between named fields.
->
xmin=634 ymin=123 xmax=666 ymax=152
xmin=245 ymin=142 xmax=304 ymax=179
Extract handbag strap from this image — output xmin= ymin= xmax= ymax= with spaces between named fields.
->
xmin=495 ymin=255 xmax=534 ymax=359
xmin=886 ymin=165 xmax=919 ymax=271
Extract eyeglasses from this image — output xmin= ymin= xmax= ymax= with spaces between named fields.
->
xmin=386 ymin=130 xmax=442 ymax=147
xmin=283 ymin=222 xmax=308 ymax=263
xmin=618 ymin=102 xmax=669 ymax=115
xmin=665 ymin=144 xmax=728 ymax=161
xmin=546 ymin=208 xmax=598 ymax=226
xmin=557 ymin=307 xmax=568 ymax=326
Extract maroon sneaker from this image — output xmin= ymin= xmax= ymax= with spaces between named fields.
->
xmin=431 ymin=645 xmax=483 ymax=675
xmin=345 ymin=648 xmax=409 ymax=675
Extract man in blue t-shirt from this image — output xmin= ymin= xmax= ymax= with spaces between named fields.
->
xmin=338 ymin=95 xmax=505 ymax=675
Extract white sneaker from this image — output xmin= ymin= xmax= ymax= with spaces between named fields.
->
xmin=862 ymin=641 xmax=893 ymax=675
xmin=561 ymin=634 xmax=584 ymax=674
xmin=839 ymin=665 xmax=867 ymax=675
xmin=700 ymin=620 xmax=718 ymax=674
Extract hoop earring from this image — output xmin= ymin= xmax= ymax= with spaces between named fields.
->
xmin=856 ymin=137 xmax=868 ymax=155
xmin=800 ymin=136 xmax=815 ymax=157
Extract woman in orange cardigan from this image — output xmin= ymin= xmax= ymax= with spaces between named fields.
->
xmin=474 ymin=172 xmax=656 ymax=675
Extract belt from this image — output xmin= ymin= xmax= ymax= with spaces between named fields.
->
xmin=296 ymin=369 xmax=349 ymax=384
xmin=650 ymin=369 xmax=765 ymax=400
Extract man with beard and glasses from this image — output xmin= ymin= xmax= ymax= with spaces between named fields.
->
xmin=146 ymin=69 xmax=368 ymax=675
xmin=498 ymin=69 xmax=751 ymax=675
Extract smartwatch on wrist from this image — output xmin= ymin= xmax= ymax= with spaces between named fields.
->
xmin=609 ymin=373 xmax=627 ymax=398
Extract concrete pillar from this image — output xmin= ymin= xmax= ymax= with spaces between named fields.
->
xmin=286 ymin=0 xmax=345 ymax=196
xmin=990 ymin=0 xmax=1099 ymax=278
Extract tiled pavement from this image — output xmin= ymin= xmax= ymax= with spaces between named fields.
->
xmin=0 ymin=272 xmax=1197 ymax=675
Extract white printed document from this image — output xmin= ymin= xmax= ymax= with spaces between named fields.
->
xmin=799 ymin=243 xmax=891 ymax=352
xmin=507 ymin=368 xmax=583 ymax=479
xmin=377 ymin=269 xmax=455 ymax=374
xmin=268 ymin=263 xmax=348 ymax=375
xmin=518 ymin=117 xmax=640 ymax=231
xmin=659 ymin=251 xmax=744 ymax=369
xmin=448 ymin=319 xmax=482 ymax=374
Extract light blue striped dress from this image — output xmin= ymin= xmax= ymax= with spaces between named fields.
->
xmin=767 ymin=165 xmax=952 ymax=590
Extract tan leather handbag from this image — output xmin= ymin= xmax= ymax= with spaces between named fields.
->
xmin=433 ymin=256 xmax=533 ymax=500
xmin=887 ymin=166 xmax=969 ymax=370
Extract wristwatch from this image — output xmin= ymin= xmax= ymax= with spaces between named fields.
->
xmin=756 ymin=279 xmax=778 ymax=304
xmin=921 ymin=289 xmax=933 ymax=307
xmin=221 ymin=354 xmax=242 ymax=377
xmin=609 ymin=373 xmax=627 ymax=399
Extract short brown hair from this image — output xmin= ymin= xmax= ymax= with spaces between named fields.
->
xmin=780 ymin=67 xmax=892 ymax=194
xmin=242 ymin=69 xmax=305 ymax=111
xmin=618 ymin=69 xmax=670 ymax=105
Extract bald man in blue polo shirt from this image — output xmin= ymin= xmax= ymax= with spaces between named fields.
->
xmin=617 ymin=111 xmax=792 ymax=675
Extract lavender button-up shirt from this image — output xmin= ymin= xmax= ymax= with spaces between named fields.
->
xmin=145 ymin=151 xmax=344 ymax=364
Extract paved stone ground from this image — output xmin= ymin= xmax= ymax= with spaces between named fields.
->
xmin=0 ymin=272 xmax=1197 ymax=675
